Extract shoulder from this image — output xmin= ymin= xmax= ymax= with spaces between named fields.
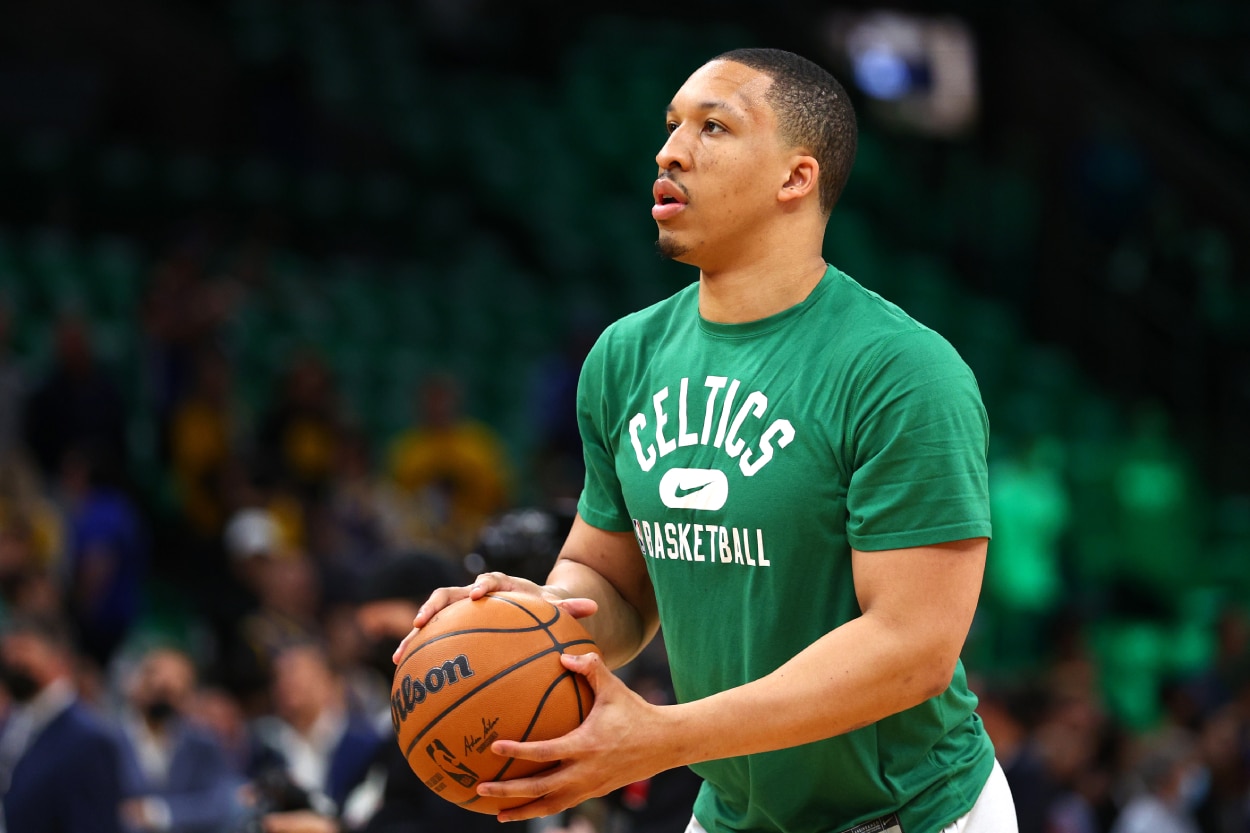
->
xmin=59 ymin=702 xmax=113 ymax=737
xmin=42 ymin=705 xmax=120 ymax=763
xmin=825 ymin=269 xmax=961 ymax=359
xmin=820 ymin=272 xmax=974 ymax=394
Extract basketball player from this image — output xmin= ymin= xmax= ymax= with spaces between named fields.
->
xmin=396 ymin=48 xmax=1017 ymax=833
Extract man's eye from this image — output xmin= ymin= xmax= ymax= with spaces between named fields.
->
xmin=704 ymin=121 xmax=725 ymax=134
xmin=665 ymin=122 xmax=678 ymax=135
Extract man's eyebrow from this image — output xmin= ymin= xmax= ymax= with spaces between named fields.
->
xmin=664 ymin=99 xmax=748 ymax=119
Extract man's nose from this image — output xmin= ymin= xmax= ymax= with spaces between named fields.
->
xmin=656 ymin=130 xmax=691 ymax=172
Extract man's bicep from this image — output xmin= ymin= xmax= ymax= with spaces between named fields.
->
xmin=851 ymin=538 xmax=987 ymax=658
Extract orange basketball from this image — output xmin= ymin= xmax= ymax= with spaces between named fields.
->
xmin=390 ymin=591 xmax=599 ymax=815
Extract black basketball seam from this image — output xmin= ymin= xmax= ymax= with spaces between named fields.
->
xmin=574 ymin=669 xmax=588 ymax=722
xmin=457 ymin=670 xmax=574 ymax=810
xmin=398 ymin=625 xmax=550 ymax=668
xmin=397 ymin=595 xmax=561 ymax=667
xmin=402 ymin=640 xmax=592 ymax=757
xmin=487 ymin=593 xmax=563 ymax=649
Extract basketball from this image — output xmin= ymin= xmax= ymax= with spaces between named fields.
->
xmin=390 ymin=591 xmax=600 ymax=814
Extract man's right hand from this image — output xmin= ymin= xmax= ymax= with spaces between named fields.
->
xmin=391 ymin=572 xmax=598 ymax=664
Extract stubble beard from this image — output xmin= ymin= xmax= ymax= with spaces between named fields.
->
xmin=655 ymin=235 xmax=689 ymax=262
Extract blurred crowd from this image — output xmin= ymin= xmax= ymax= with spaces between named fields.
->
xmin=0 ymin=236 xmax=602 ymax=833
xmin=0 ymin=235 xmax=1249 ymax=833
xmin=976 ymin=600 xmax=1250 ymax=833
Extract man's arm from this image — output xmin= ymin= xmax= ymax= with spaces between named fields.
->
xmin=393 ymin=514 xmax=657 ymax=668
xmin=482 ymin=537 xmax=987 ymax=821
xmin=658 ymin=537 xmax=987 ymax=757
xmin=543 ymin=515 xmax=660 ymax=669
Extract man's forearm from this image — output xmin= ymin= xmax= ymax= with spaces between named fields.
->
xmin=544 ymin=558 xmax=655 ymax=669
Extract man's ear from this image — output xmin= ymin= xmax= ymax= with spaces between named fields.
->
xmin=778 ymin=155 xmax=820 ymax=204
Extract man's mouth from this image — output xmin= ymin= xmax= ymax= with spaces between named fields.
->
xmin=652 ymin=178 xmax=688 ymax=221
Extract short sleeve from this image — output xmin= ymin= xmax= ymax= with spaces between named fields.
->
xmin=575 ymin=330 xmax=635 ymax=533
xmin=846 ymin=328 xmax=992 ymax=551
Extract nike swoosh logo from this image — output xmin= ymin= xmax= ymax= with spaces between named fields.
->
xmin=658 ymin=468 xmax=729 ymax=510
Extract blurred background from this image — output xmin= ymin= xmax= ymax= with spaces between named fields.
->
xmin=0 ymin=0 xmax=1247 ymax=831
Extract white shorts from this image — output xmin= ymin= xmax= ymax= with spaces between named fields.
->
xmin=684 ymin=758 xmax=1017 ymax=833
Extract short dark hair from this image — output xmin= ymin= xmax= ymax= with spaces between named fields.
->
xmin=714 ymin=48 xmax=857 ymax=215
xmin=3 ymin=613 xmax=76 ymax=655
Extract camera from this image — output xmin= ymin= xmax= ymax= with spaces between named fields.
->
xmin=233 ymin=766 xmax=316 ymax=833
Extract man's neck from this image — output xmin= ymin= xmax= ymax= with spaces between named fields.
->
xmin=697 ymin=254 xmax=828 ymax=324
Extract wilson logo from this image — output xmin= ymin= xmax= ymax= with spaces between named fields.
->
xmin=392 ymin=654 xmax=475 ymax=729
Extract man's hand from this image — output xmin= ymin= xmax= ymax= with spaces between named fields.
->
xmin=474 ymin=651 xmax=679 ymax=823
xmin=392 ymin=572 xmax=598 ymax=664
xmin=119 ymin=797 xmax=168 ymax=831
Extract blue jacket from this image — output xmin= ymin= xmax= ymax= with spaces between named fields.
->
xmin=247 ymin=713 xmax=383 ymax=813
xmin=4 ymin=701 xmax=124 ymax=833
xmin=115 ymin=717 xmax=243 ymax=833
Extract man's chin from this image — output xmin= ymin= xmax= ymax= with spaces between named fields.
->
xmin=655 ymin=235 xmax=691 ymax=263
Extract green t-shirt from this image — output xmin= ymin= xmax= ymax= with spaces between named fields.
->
xmin=576 ymin=265 xmax=994 ymax=833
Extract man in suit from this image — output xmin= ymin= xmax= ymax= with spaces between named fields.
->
xmin=114 ymin=646 xmax=244 ymax=833
xmin=248 ymin=642 xmax=382 ymax=821
xmin=0 ymin=614 xmax=124 ymax=833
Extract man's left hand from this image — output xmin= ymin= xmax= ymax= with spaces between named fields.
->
xmin=477 ymin=651 xmax=672 ymax=823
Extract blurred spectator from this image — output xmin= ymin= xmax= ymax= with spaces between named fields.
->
xmin=60 ymin=445 xmax=148 ymax=669
xmin=258 ymin=351 xmax=343 ymax=508
xmin=22 ymin=312 xmax=128 ymax=480
xmin=975 ymin=682 xmax=1059 ymax=833
xmin=0 ymin=517 xmax=63 ymax=622
xmin=1192 ymin=703 xmax=1250 ymax=833
xmin=0 ymin=614 xmax=124 ymax=833
xmin=141 ymin=249 xmax=233 ymax=461
xmin=0 ymin=452 xmax=65 ymax=616
xmin=246 ymin=643 xmax=382 ymax=827
xmin=168 ymin=344 xmax=239 ymax=540
xmin=0 ymin=300 xmax=24 ymax=459
xmin=114 ymin=646 xmax=243 ymax=833
xmin=385 ymin=373 xmax=511 ymax=560
xmin=348 ymin=553 xmax=497 ymax=833
xmin=528 ymin=320 xmax=599 ymax=507
xmin=314 ymin=429 xmax=392 ymax=587
xmin=225 ymin=538 xmax=322 ymax=717
xmin=1028 ymin=655 xmax=1122 ymax=833
xmin=189 ymin=685 xmax=253 ymax=778
xmin=1109 ymin=728 xmax=1205 ymax=833
xmin=1187 ymin=606 xmax=1250 ymax=717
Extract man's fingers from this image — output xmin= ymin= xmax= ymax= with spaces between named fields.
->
xmin=560 ymin=650 xmax=610 ymax=692
xmin=551 ymin=597 xmax=599 ymax=619
xmin=490 ymin=736 xmax=565 ymax=763
xmin=395 ymin=576 xmax=588 ymax=666
xmin=392 ymin=628 xmax=420 ymax=664
xmin=394 ymin=584 xmax=478 ymax=664
xmin=412 ymin=585 xmax=471 ymax=628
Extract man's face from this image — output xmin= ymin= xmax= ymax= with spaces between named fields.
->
xmin=272 ymin=646 xmax=336 ymax=724
xmin=0 ymin=632 xmax=55 ymax=700
xmin=652 ymin=60 xmax=792 ymax=269
xmin=132 ymin=650 xmax=195 ymax=711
